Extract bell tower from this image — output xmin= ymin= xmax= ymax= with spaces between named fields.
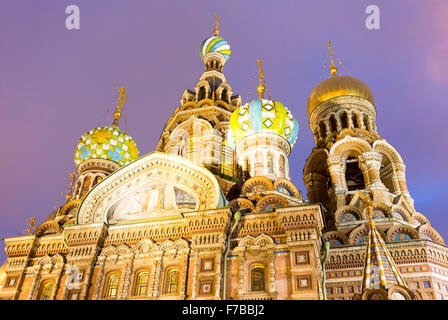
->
xmin=155 ymin=15 xmax=242 ymax=195
xmin=303 ymin=42 xmax=443 ymax=244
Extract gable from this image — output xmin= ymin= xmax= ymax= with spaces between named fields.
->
xmin=77 ymin=152 xmax=225 ymax=224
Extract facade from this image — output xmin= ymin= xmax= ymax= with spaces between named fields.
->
xmin=0 ymin=24 xmax=447 ymax=301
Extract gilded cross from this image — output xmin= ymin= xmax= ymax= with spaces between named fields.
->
xmin=257 ymin=59 xmax=265 ymax=99
xmin=117 ymin=86 xmax=127 ymax=108
xmin=25 ymin=216 xmax=37 ymax=235
xmin=214 ymin=13 xmax=219 ymax=36
xmin=328 ymin=41 xmax=338 ymax=77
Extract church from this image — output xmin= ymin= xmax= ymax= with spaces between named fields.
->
xmin=0 ymin=18 xmax=447 ymax=300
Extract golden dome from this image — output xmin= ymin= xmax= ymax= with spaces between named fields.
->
xmin=307 ymin=75 xmax=375 ymax=117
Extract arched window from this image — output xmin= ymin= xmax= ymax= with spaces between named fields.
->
xmin=250 ymin=265 xmax=266 ymax=292
xmin=329 ymin=115 xmax=337 ymax=132
xmin=164 ymin=268 xmax=179 ymax=295
xmin=340 ymin=112 xmax=348 ymax=129
xmin=363 ymin=114 xmax=370 ymax=130
xmin=134 ymin=271 xmax=149 ymax=296
xmin=221 ymin=89 xmax=228 ymax=102
xmin=319 ymin=121 xmax=327 ymax=138
xmin=198 ymin=86 xmax=206 ymax=101
xmin=345 ymin=157 xmax=365 ymax=191
xmin=38 ymin=281 xmax=53 ymax=300
xmin=352 ymin=113 xmax=359 ymax=128
xmin=103 ymin=273 xmax=120 ymax=299
xmin=279 ymin=155 xmax=286 ymax=175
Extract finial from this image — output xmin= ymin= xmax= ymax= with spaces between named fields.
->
xmin=257 ymin=59 xmax=265 ymax=99
xmin=328 ymin=41 xmax=338 ymax=77
xmin=113 ymin=86 xmax=127 ymax=126
xmin=65 ymin=170 xmax=77 ymax=202
xmin=214 ymin=13 xmax=219 ymax=36
xmin=359 ymin=192 xmax=375 ymax=227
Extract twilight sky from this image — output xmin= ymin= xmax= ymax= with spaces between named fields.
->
xmin=1 ymin=0 xmax=447 ymax=263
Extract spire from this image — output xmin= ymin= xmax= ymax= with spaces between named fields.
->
xmin=360 ymin=196 xmax=407 ymax=291
xmin=328 ymin=41 xmax=338 ymax=77
xmin=214 ymin=13 xmax=219 ymax=36
xmin=113 ymin=86 xmax=127 ymax=126
xmin=257 ymin=59 xmax=265 ymax=99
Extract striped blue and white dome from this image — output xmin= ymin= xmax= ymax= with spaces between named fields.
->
xmin=200 ymin=36 xmax=231 ymax=61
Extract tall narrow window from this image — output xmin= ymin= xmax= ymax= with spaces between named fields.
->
xmin=345 ymin=157 xmax=365 ymax=191
xmin=329 ymin=115 xmax=337 ymax=132
xmin=352 ymin=113 xmax=359 ymax=128
xmin=104 ymin=273 xmax=120 ymax=299
xmin=221 ymin=89 xmax=228 ymax=102
xmin=340 ymin=112 xmax=348 ymax=129
xmin=164 ymin=268 xmax=179 ymax=295
xmin=134 ymin=271 xmax=149 ymax=296
xmin=250 ymin=265 xmax=266 ymax=292
xmin=38 ymin=282 xmax=53 ymax=300
xmin=319 ymin=121 xmax=327 ymax=138
xmin=363 ymin=114 xmax=370 ymax=130
xmin=279 ymin=155 xmax=286 ymax=175
xmin=198 ymin=86 xmax=206 ymax=101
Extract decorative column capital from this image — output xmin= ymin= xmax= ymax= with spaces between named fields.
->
xmin=359 ymin=152 xmax=382 ymax=166
xmin=359 ymin=152 xmax=386 ymax=190
xmin=327 ymin=156 xmax=347 ymax=193
xmin=327 ymin=155 xmax=345 ymax=167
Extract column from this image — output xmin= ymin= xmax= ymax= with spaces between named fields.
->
xmin=392 ymin=163 xmax=411 ymax=197
xmin=358 ymin=152 xmax=386 ymax=190
xmin=327 ymin=156 xmax=347 ymax=193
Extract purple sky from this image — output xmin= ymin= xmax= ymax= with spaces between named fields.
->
xmin=1 ymin=1 xmax=447 ymax=264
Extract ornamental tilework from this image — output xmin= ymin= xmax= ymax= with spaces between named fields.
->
xmin=199 ymin=36 xmax=231 ymax=60
xmin=229 ymin=99 xmax=299 ymax=149
xmin=361 ymin=222 xmax=407 ymax=291
xmin=74 ymin=125 xmax=139 ymax=167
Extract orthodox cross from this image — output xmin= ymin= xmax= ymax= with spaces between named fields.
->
xmin=257 ymin=59 xmax=265 ymax=99
xmin=113 ymin=86 xmax=127 ymax=125
xmin=214 ymin=13 xmax=219 ymax=36
xmin=66 ymin=170 xmax=77 ymax=202
xmin=327 ymin=41 xmax=338 ymax=77
xmin=25 ymin=216 xmax=37 ymax=236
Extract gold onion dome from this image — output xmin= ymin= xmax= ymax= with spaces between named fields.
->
xmin=307 ymin=41 xmax=375 ymax=118
xmin=307 ymin=75 xmax=375 ymax=117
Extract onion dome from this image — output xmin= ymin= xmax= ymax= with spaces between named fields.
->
xmin=229 ymin=59 xmax=298 ymax=149
xmin=307 ymin=42 xmax=375 ymax=117
xmin=74 ymin=87 xmax=139 ymax=167
xmin=230 ymin=98 xmax=299 ymax=149
xmin=74 ymin=125 xmax=139 ymax=167
xmin=200 ymin=36 xmax=231 ymax=61
xmin=307 ymin=75 xmax=375 ymax=117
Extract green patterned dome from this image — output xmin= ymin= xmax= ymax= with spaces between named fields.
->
xmin=74 ymin=125 xmax=139 ymax=167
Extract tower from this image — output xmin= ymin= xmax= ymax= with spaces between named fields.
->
xmin=304 ymin=42 xmax=447 ymax=300
xmin=155 ymin=14 xmax=242 ymax=195
xmin=229 ymin=60 xmax=299 ymax=181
